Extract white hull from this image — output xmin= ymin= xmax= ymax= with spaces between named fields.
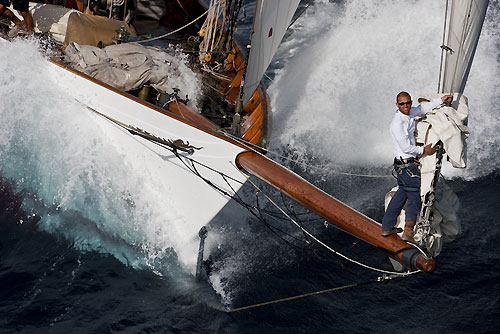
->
xmin=46 ymin=60 xmax=249 ymax=231
xmin=1 ymin=3 xmax=259 ymax=270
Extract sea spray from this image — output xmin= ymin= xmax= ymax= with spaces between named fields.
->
xmin=0 ymin=39 xmax=205 ymax=277
xmin=269 ymin=0 xmax=500 ymax=179
xmin=208 ymin=0 xmax=500 ymax=304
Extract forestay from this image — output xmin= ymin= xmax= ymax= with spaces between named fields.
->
xmin=439 ymin=0 xmax=489 ymax=94
xmin=242 ymin=0 xmax=300 ymax=106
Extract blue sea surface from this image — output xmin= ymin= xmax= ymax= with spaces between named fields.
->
xmin=1 ymin=174 xmax=500 ymax=333
xmin=1 ymin=0 xmax=500 ymax=333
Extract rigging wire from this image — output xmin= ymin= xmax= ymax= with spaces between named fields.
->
xmin=218 ymin=273 xmax=402 ymax=313
xmin=86 ymin=106 xmax=312 ymax=250
xmin=223 ymin=132 xmax=393 ymax=179
xmin=288 ymin=1 xmax=312 ymax=29
xmin=254 ymin=191 xmax=312 ymax=250
xmin=437 ymin=0 xmax=450 ymax=93
xmin=134 ymin=9 xmax=209 ymax=44
xmin=181 ymin=145 xmax=311 ymax=251
xmin=237 ymin=168 xmax=422 ymax=277
xmin=86 ymin=106 xmax=422 ymax=277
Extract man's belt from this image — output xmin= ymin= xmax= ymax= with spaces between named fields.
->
xmin=394 ymin=157 xmax=417 ymax=165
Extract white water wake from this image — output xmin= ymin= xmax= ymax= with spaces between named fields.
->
xmin=269 ymin=0 xmax=500 ymax=179
xmin=0 ymin=39 xmax=205 ymax=276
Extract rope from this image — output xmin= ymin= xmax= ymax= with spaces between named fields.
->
xmin=254 ymin=191 xmax=312 ymax=250
xmin=219 ymin=274 xmax=401 ymax=313
xmin=199 ymin=0 xmax=221 ymax=57
xmin=233 ymin=166 xmax=421 ymax=276
xmin=173 ymin=98 xmax=186 ymax=119
xmin=438 ymin=0 xmax=449 ymax=93
xmin=406 ymin=240 xmax=430 ymax=258
xmin=288 ymin=2 xmax=311 ymax=29
xmin=201 ymin=65 xmax=232 ymax=81
xmin=266 ymin=151 xmax=392 ymax=179
xmin=86 ymin=105 xmax=419 ymax=276
xmin=222 ymin=133 xmax=392 ymax=179
xmin=222 ymin=282 xmax=370 ymax=313
xmin=449 ymin=0 xmax=473 ymax=93
xmin=133 ymin=10 xmax=209 ymax=44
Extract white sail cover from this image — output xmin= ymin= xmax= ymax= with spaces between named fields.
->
xmin=242 ymin=0 xmax=300 ymax=106
xmin=440 ymin=0 xmax=489 ymax=94
xmin=65 ymin=42 xmax=184 ymax=95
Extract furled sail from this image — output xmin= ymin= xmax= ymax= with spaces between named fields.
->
xmin=242 ymin=0 xmax=300 ymax=106
xmin=404 ymin=0 xmax=490 ymax=258
xmin=439 ymin=0 xmax=489 ymax=94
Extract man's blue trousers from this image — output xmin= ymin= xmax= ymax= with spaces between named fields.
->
xmin=382 ymin=161 xmax=421 ymax=231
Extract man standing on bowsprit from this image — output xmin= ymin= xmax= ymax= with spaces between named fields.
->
xmin=381 ymin=91 xmax=453 ymax=242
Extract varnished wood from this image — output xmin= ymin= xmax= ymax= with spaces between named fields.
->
xmin=236 ymin=151 xmax=436 ymax=273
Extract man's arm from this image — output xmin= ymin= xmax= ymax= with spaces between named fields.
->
xmin=412 ymin=95 xmax=453 ymax=116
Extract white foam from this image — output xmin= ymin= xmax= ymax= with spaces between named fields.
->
xmin=269 ymin=0 xmax=500 ymax=178
xmin=209 ymin=0 xmax=500 ymax=299
xmin=0 ymin=39 xmax=205 ymax=276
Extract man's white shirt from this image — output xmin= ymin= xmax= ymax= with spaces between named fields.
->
xmin=390 ymin=98 xmax=442 ymax=159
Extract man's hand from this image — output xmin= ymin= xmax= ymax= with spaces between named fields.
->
xmin=441 ymin=94 xmax=453 ymax=104
xmin=424 ymin=143 xmax=436 ymax=155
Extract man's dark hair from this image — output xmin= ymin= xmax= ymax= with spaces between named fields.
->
xmin=396 ymin=91 xmax=411 ymax=102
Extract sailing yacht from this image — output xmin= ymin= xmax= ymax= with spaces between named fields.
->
xmin=0 ymin=0 xmax=489 ymax=273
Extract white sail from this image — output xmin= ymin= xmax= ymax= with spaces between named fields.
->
xmin=242 ymin=0 xmax=300 ymax=106
xmin=439 ymin=0 xmax=489 ymax=94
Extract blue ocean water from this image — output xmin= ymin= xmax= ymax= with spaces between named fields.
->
xmin=1 ymin=0 xmax=500 ymax=333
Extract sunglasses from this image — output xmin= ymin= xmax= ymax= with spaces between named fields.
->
xmin=398 ymin=101 xmax=412 ymax=106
